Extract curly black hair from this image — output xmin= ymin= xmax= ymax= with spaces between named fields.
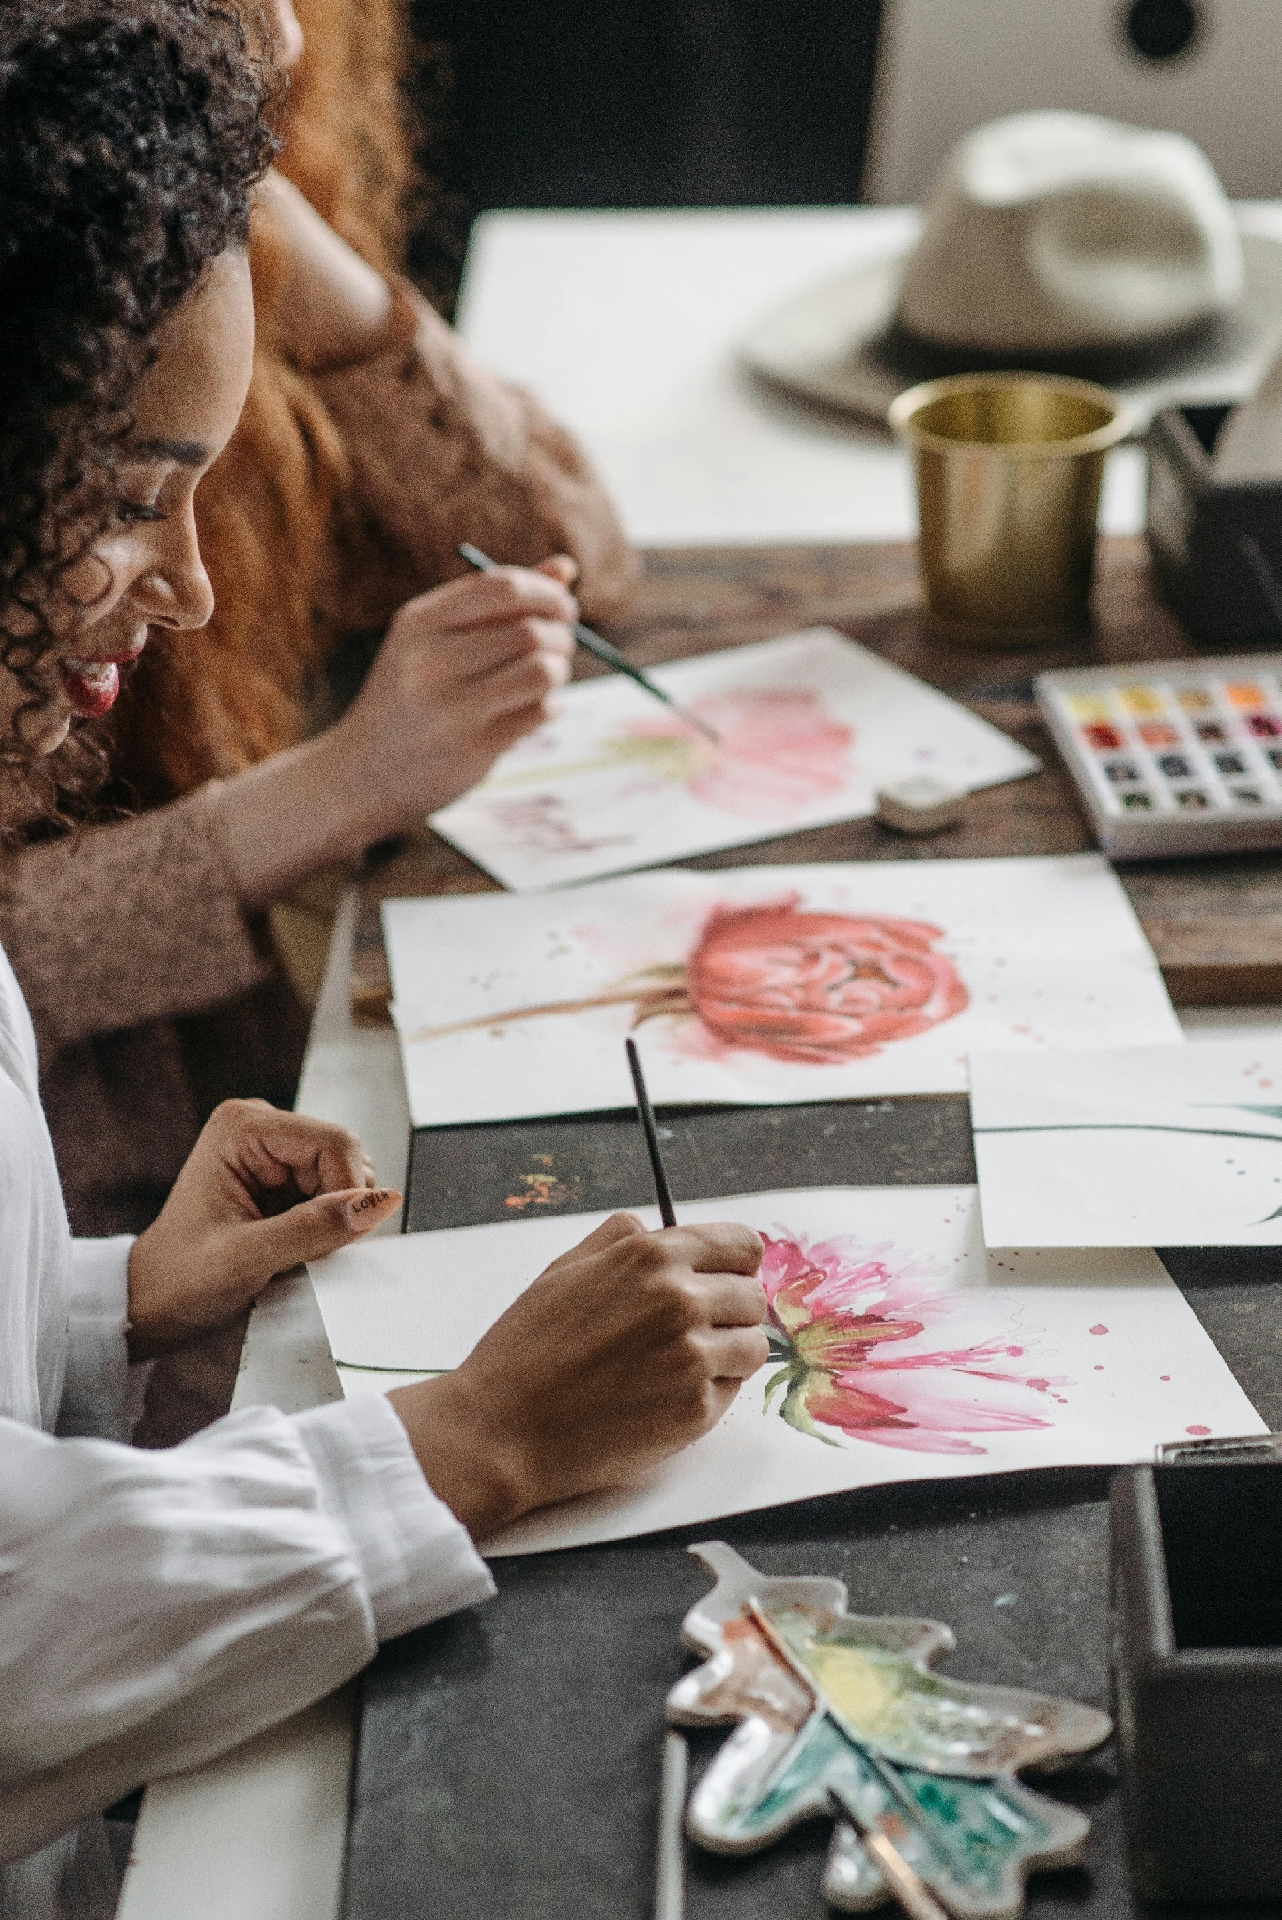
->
xmin=0 ymin=0 xmax=277 ymax=814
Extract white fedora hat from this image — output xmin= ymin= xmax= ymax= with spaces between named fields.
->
xmin=742 ymin=111 xmax=1282 ymax=429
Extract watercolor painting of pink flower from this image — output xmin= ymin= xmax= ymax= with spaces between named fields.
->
xmin=480 ymin=684 xmax=854 ymax=830
xmin=618 ymin=688 xmax=854 ymax=821
xmin=410 ymin=894 xmax=969 ymax=1066
xmin=761 ymin=1230 xmax=1061 ymax=1454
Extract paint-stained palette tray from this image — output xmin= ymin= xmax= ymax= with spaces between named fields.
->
xmin=1037 ymin=655 xmax=1282 ymax=857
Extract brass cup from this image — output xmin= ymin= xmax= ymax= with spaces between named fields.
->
xmin=888 ymin=372 xmax=1133 ymax=647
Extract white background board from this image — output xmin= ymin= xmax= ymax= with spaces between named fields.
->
xmin=457 ymin=206 xmax=1148 ymax=548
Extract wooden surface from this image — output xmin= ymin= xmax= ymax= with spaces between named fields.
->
xmin=343 ymin=539 xmax=1282 ymax=1919
xmin=351 ymin=536 xmax=1282 ymax=1022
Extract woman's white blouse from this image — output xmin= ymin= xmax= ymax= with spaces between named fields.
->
xmin=0 ymin=944 xmax=495 ymax=1904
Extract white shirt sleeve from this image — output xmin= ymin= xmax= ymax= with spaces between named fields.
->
xmin=0 ymin=1396 xmax=494 ymax=1863
xmin=56 ymin=1237 xmax=134 ymax=1442
xmin=293 ymin=1392 xmax=496 ymax=1642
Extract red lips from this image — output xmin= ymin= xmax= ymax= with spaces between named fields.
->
xmin=58 ymin=641 xmax=144 ymax=719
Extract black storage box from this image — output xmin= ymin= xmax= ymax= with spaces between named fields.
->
xmin=1146 ymin=404 xmax=1282 ymax=648
xmin=1110 ymin=1459 xmax=1282 ymax=1902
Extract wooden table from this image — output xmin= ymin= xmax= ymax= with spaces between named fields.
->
xmin=351 ymin=536 xmax=1282 ymax=1018
xmin=339 ymin=536 xmax=1282 ymax=1920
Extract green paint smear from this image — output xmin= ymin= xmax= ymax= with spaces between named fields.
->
xmin=487 ymin=731 xmax=705 ymax=791
xmin=720 ymin=1714 xmax=1049 ymax=1898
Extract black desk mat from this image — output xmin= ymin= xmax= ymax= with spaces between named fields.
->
xmin=343 ymin=1097 xmax=1282 ymax=1920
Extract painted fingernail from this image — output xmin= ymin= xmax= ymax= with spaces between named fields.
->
xmin=347 ymin=1189 xmax=394 ymax=1230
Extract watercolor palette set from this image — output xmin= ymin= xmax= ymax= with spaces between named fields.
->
xmin=1037 ymin=654 xmax=1282 ymax=856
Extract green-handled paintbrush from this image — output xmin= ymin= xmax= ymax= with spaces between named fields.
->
xmin=458 ymin=542 xmax=721 ymax=744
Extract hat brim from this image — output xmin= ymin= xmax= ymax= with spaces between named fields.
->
xmin=739 ymin=223 xmax=1282 ymax=431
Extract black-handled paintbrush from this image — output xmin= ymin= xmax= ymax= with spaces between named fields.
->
xmin=458 ymin=542 xmax=721 ymax=744
xmin=626 ymin=1036 xmax=677 ymax=1226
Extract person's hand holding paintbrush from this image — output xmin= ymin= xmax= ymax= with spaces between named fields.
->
xmin=391 ymin=1210 xmax=765 ymax=1539
xmin=389 ymin=1044 xmax=764 ymax=1542
xmin=460 ymin=543 xmax=721 ymax=743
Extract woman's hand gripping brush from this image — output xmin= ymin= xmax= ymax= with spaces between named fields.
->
xmin=390 ymin=1213 xmax=769 ymax=1541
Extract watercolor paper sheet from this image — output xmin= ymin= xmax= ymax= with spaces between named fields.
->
xmin=309 ymin=1186 xmax=1262 ymax=1557
xmin=428 ymin=629 xmax=1039 ymax=890
xmin=383 ymin=855 xmax=1182 ymax=1126
xmin=972 ymin=1038 xmax=1282 ymax=1247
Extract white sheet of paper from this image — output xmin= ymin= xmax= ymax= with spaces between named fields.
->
xmin=383 ymin=855 xmax=1182 ymax=1127
xmin=972 ymin=1037 xmax=1282 ymax=1246
xmin=310 ymin=1186 xmax=1262 ymax=1558
xmin=428 ymin=629 xmax=1038 ymax=891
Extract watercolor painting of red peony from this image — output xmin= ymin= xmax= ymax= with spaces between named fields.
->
xmin=430 ymin=630 xmax=1039 ymax=891
xmin=383 ymin=858 xmax=1182 ymax=1129
xmin=683 ymin=899 xmax=969 ymax=1065
xmin=311 ymin=1186 xmax=1263 ymax=1555
xmin=406 ymin=894 xmax=971 ymax=1069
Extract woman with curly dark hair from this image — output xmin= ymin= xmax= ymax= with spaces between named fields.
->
xmin=0 ymin=0 xmax=636 ymax=1269
xmin=0 ymin=9 xmax=764 ymax=1904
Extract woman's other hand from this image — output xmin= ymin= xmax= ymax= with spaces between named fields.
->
xmin=389 ymin=1212 xmax=768 ymax=1541
xmin=126 ymin=1099 xmax=399 ymax=1357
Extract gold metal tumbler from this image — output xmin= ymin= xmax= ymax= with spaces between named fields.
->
xmin=888 ymin=372 xmax=1132 ymax=647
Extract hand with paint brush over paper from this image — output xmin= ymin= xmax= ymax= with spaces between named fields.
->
xmin=389 ymin=1213 xmax=768 ymax=1541
xmin=211 ymin=558 xmax=578 ymax=909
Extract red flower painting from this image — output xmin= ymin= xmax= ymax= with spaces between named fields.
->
xmin=411 ymin=895 xmax=970 ymax=1066
xmin=762 ymin=1230 xmax=1060 ymax=1454
xmin=684 ymin=897 xmax=969 ymax=1065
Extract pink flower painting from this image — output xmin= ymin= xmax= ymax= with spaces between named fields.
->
xmin=684 ymin=896 xmax=970 ymax=1065
xmin=761 ymin=1230 xmax=1062 ymax=1454
xmin=619 ymin=688 xmax=854 ymax=821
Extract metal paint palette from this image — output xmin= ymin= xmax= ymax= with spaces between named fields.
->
xmin=1037 ymin=654 xmax=1282 ymax=856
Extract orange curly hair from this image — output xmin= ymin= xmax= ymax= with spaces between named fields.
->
xmin=110 ymin=0 xmax=414 ymax=805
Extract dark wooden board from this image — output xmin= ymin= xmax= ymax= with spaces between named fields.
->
xmin=350 ymin=537 xmax=1282 ymax=1022
xmin=343 ymin=1094 xmax=1282 ymax=1920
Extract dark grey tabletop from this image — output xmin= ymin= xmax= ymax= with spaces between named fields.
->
xmin=339 ymin=1095 xmax=1282 ymax=1920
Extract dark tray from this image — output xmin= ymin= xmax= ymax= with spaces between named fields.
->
xmin=341 ymin=1095 xmax=1282 ymax=1919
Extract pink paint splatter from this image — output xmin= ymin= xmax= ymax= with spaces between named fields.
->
xmin=1186 ymin=1425 xmax=1212 ymax=1436
xmin=623 ymin=687 xmax=854 ymax=822
xmin=761 ymin=1230 xmax=1063 ymax=1456
xmin=1089 ymin=1324 xmax=1109 ymax=1336
xmin=1160 ymin=1374 xmax=1171 ymax=1382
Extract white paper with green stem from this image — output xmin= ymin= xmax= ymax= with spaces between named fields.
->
xmin=973 ymin=1037 xmax=1282 ymax=1246
xmin=308 ymin=1185 xmax=1263 ymax=1557
xmin=428 ymin=629 xmax=1038 ymax=891
xmin=382 ymin=855 xmax=1182 ymax=1127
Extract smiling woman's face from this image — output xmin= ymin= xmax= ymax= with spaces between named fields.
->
xmin=9 ymin=247 xmax=255 ymax=769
